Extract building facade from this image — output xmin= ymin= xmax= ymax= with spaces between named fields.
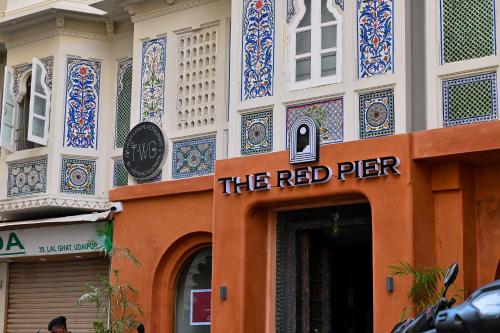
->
xmin=0 ymin=0 xmax=498 ymax=332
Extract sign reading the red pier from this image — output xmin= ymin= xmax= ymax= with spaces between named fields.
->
xmin=217 ymin=156 xmax=401 ymax=195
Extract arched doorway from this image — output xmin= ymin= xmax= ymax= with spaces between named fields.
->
xmin=174 ymin=247 xmax=212 ymax=333
xmin=276 ymin=203 xmax=373 ymax=333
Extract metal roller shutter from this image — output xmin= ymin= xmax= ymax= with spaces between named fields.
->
xmin=6 ymin=257 xmax=109 ymax=333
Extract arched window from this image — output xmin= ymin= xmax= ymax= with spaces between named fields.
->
xmin=175 ymin=247 xmax=212 ymax=333
xmin=289 ymin=0 xmax=342 ymax=90
xmin=1 ymin=58 xmax=51 ymax=152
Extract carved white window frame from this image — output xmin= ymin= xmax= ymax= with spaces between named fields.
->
xmin=288 ymin=0 xmax=342 ymax=91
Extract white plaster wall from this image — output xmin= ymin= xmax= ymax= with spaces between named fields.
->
xmin=228 ymin=0 xmax=411 ymax=158
xmin=131 ymin=0 xmax=231 ymax=180
xmin=108 ymin=36 xmax=133 ymax=189
xmin=6 ymin=0 xmax=44 ymax=12
xmin=0 ymin=36 xmax=59 ymax=199
xmin=424 ymin=0 xmax=500 ymax=129
xmin=56 ymin=35 xmax=132 ymax=199
xmin=0 ymin=31 xmax=132 ymax=202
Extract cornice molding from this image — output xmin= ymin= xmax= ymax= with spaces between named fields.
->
xmin=131 ymin=0 xmax=218 ymax=23
xmin=0 ymin=195 xmax=112 ymax=213
xmin=6 ymin=28 xmax=133 ymax=49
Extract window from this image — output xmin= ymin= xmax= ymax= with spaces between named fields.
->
xmin=290 ymin=0 xmax=342 ymax=90
xmin=16 ymin=75 xmax=39 ymax=151
xmin=0 ymin=58 xmax=51 ymax=152
xmin=175 ymin=247 xmax=212 ymax=333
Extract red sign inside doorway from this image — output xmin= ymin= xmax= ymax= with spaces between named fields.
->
xmin=190 ymin=289 xmax=211 ymax=325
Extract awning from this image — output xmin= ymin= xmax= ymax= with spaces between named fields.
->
xmin=0 ymin=210 xmax=114 ymax=230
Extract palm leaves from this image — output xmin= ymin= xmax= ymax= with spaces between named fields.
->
xmin=389 ymin=261 xmax=444 ymax=318
xmin=78 ymin=221 xmax=142 ymax=333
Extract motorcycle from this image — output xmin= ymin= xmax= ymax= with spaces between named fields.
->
xmin=392 ymin=262 xmax=500 ymax=332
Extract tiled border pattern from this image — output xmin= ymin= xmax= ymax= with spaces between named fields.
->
xmin=7 ymin=158 xmax=48 ymax=197
xmin=443 ymin=72 xmax=498 ymax=127
xmin=115 ymin=59 xmax=133 ymax=148
xmin=241 ymin=0 xmax=275 ymax=100
xmin=113 ymin=160 xmax=128 ymax=187
xmin=172 ymin=136 xmax=216 ymax=179
xmin=359 ymin=89 xmax=395 ymax=138
xmin=357 ymin=0 xmax=394 ymax=78
xmin=241 ymin=110 xmax=273 ymax=155
xmin=286 ymin=99 xmax=343 ymax=147
xmin=64 ymin=57 xmax=101 ymax=149
xmin=440 ymin=0 xmax=496 ymax=64
xmin=140 ymin=37 xmax=167 ymax=125
xmin=60 ymin=158 xmax=96 ymax=195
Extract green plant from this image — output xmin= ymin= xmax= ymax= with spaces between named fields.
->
xmin=77 ymin=222 xmax=142 ymax=333
xmin=389 ymin=261 xmax=445 ymax=319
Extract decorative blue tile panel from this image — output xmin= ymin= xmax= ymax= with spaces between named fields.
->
xmin=241 ymin=110 xmax=273 ymax=155
xmin=443 ymin=73 xmax=498 ymax=127
xmin=115 ymin=59 xmax=133 ymax=149
xmin=7 ymin=158 xmax=47 ymax=197
xmin=359 ymin=89 xmax=394 ymax=138
xmin=113 ymin=160 xmax=128 ymax=187
xmin=172 ymin=136 xmax=216 ymax=179
xmin=60 ymin=158 xmax=96 ymax=195
xmin=141 ymin=37 xmax=167 ymax=125
xmin=242 ymin=0 xmax=275 ymax=100
xmin=287 ymin=99 xmax=343 ymax=147
xmin=64 ymin=57 xmax=101 ymax=149
xmin=357 ymin=0 xmax=394 ymax=78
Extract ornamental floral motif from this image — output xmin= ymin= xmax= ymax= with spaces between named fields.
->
xmin=64 ymin=57 xmax=101 ymax=149
xmin=357 ymin=0 xmax=393 ymax=78
xmin=7 ymin=158 xmax=47 ymax=197
xmin=241 ymin=110 xmax=273 ymax=155
xmin=141 ymin=37 xmax=167 ymax=125
xmin=60 ymin=158 xmax=96 ymax=195
xmin=242 ymin=0 xmax=275 ymax=100
xmin=287 ymin=99 xmax=343 ymax=146
xmin=172 ymin=137 xmax=216 ymax=179
xmin=359 ymin=89 xmax=394 ymax=138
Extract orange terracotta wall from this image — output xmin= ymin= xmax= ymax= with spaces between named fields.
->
xmin=108 ymin=121 xmax=500 ymax=333
xmin=475 ymin=165 xmax=500 ymax=286
xmin=211 ymin=135 xmax=415 ymax=333
xmin=109 ymin=176 xmax=214 ymax=332
xmin=413 ymin=121 xmax=500 ymax=297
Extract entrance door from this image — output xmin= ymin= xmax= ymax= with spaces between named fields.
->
xmin=277 ymin=204 xmax=373 ymax=333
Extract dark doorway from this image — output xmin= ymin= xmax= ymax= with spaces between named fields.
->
xmin=276 ymin=204 xmax=373 ymax=333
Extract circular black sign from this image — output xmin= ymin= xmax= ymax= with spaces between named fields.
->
xmin=123 ymin=122 xmax=167 ymax=180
